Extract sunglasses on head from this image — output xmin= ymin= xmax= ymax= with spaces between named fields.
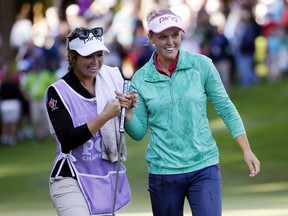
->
xmin=75 ymin=27 xmax=103 ymax=40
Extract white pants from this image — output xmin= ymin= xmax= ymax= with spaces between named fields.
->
xmin=50 ymin=177 xmax=90 ymax=216
xmin=30 ymin=99 xmax=50 ymax=139
xmin=0 ymin=99 xmax=21 ymax=123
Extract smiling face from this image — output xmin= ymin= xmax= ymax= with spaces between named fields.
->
xmin=149 ymin=27 xmax=182 ymax=62
xmin=74 ymin=51 xmax=104 ymax=79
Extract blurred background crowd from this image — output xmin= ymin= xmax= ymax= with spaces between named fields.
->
xmin=0 ymin=0 xmax=287 ymax=146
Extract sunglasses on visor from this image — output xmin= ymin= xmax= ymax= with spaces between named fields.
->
xmin=74 ymin=27 xmax=103 ymax=40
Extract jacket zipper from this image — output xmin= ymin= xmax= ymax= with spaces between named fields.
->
xmin=169 ymin=80 xmax=175 ymax=104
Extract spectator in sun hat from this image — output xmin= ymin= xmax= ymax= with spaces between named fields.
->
xmin=119 ymin=9 xmax=260 ymax=216
xmin=45 ymin=27 xmax=138 ymax=216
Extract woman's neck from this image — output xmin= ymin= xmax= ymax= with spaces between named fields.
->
xmin=79 ymin=76 xmax=96 ymax=97
xmin=157 ymin=55 xmax=173 ymax=74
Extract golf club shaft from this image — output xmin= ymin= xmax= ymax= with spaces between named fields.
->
xmin=119 ymin=79 xmax=130 ymax=133
xmin=112 ymin=79 xmax=130 ymax=215
xmin=112 ymin=132 xmax=124 ymax=216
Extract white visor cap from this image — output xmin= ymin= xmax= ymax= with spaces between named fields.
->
xmin=148 ymin=13 xmax=185 ymax=34
xmin=68 ymin=33 xmax=110 ymax=56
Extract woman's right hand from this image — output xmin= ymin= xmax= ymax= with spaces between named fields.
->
xmin=87 ymin=99 xmax=121 ymax=135
xmin=102 ymin=99 xmax=121 ymax=119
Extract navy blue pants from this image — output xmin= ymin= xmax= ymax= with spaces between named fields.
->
xmin=148 ymin=164 xmax=222 ymax=216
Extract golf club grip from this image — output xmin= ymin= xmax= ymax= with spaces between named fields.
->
xmin=119 ymin=79 xmax=130 ymax=133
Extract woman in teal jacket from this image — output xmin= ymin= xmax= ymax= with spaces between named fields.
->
xmin=119 ymin=9 xmax=260 ymax=216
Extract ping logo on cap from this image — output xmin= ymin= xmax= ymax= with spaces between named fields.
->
xmin=148 ymin=13 xmax=185 ymax=34
xmin=69 ymin=32 xmax=110 ymax=56
xmin=159 ymin=15 xmax=180 ymax=24
xmin=82 ymin=35 xmax=102 ymax=44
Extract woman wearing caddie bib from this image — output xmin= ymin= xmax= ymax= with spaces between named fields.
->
xmin=45 ymin=27 xmax=137 ymax=216
xmin=121 ymin=9 xmax=260 ymax=216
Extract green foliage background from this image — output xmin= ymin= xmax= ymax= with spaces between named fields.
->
xmin=0 ymin=79 xmax=287 ymax=215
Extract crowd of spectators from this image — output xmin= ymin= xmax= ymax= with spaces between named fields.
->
xmin=0 ymin=0 xmax=287 ymax=145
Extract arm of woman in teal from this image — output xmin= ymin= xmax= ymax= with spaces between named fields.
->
xmin=203 ymin=57 xmax=260 ymax=177
xmin=123 ymin=80 xmax=149 ymax=141
xmin=115 ymin=82 xmax=143 ymax=140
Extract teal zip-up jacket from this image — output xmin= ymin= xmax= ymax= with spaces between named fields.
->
xmin=125 ymin=49 xmax=246 ymax=175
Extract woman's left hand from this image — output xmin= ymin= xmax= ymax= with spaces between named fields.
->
xmin=243 ymin=149 xmax=261 ymax=178
xmin=235 ymin=134 xmax=260 ymax=178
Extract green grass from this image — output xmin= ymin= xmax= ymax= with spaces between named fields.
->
xmin=0 ymin=140 xmax=54 ymax=211
xmin=0 ymin=78 xmax=288 ymax=215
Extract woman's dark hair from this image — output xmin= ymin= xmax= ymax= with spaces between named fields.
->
xmin=66 ymin=27 xmax=88 ymax=71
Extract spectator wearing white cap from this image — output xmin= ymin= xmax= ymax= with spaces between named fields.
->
xmin=122 ymin=9 xmax=260 ymax=216
xmin=45 ymin=27 xmax=137 ymax=216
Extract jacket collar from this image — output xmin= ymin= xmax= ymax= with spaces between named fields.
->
xmin=145 ymin=49 xmax=193 ymax=82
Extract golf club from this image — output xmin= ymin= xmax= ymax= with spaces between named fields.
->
xmin=112 ymin=58 xmax=134 ymax=216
